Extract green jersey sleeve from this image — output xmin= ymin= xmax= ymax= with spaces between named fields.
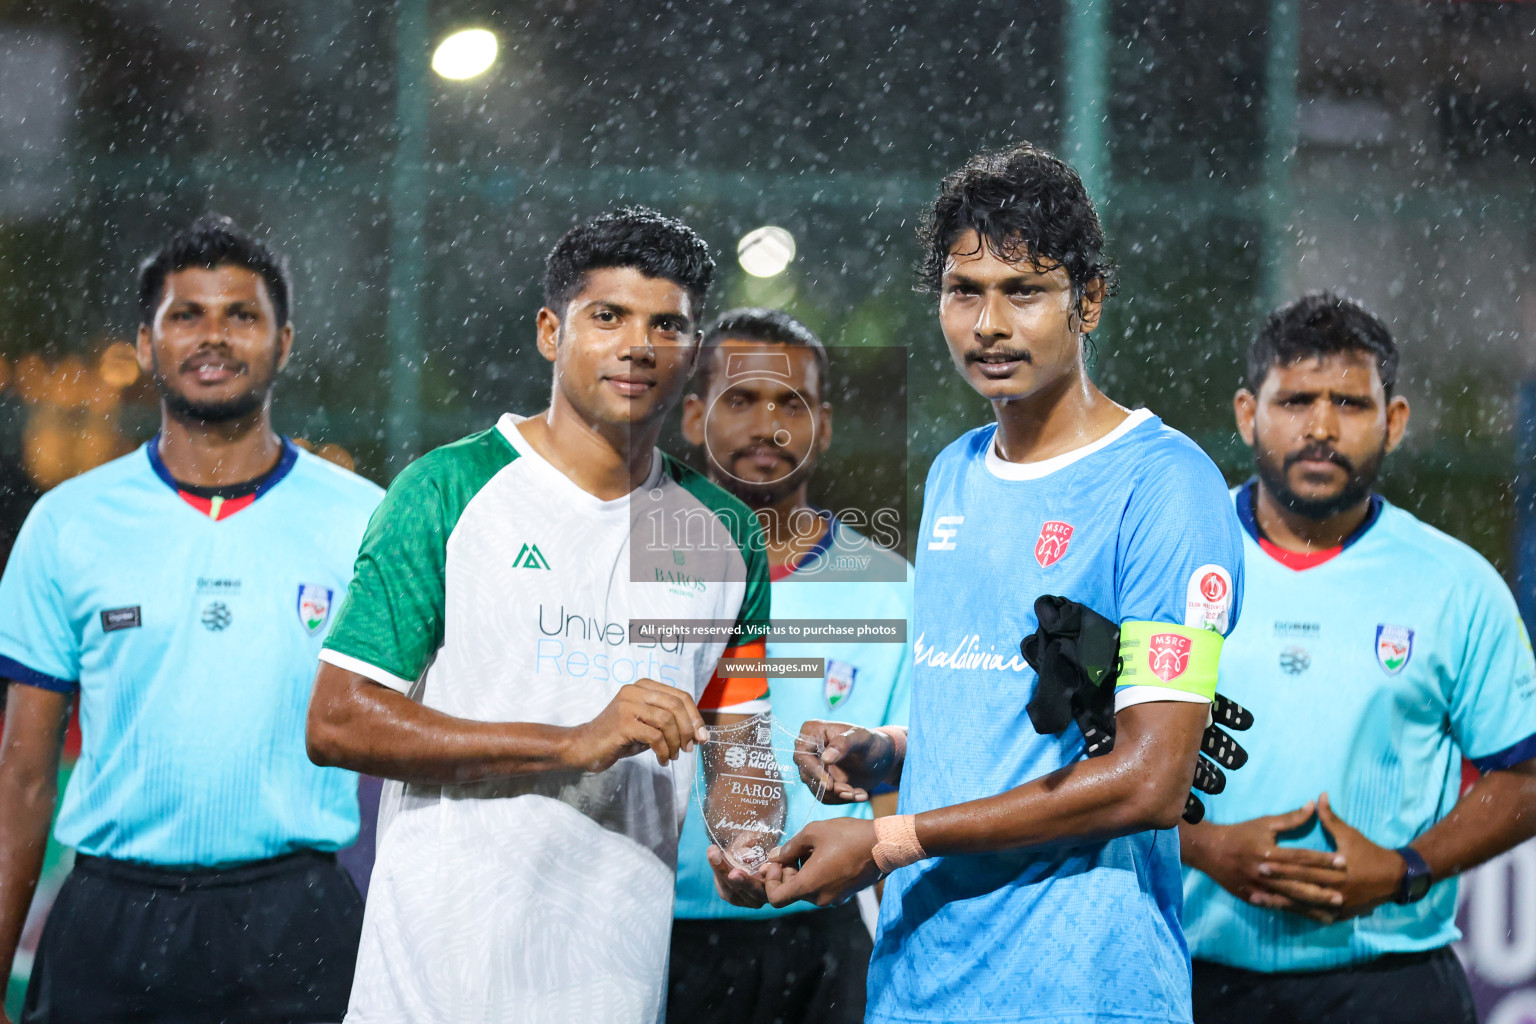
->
xmin=321 ymin=428 xmax=516 ymax=691
xmin=661 ymin=453 xmax=771 ymax=645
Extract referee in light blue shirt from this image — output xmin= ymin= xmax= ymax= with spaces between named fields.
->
xmin=1180 ymin=293 xmax=1536 ymax=1024
xmin=669 ymin=309 xmax=913 ymax=1024
xmin=0 ymin=218 xmax=382 ymax=1023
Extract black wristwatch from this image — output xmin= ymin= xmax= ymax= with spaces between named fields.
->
xmin=1394 ymin=846 xmax=1432 ymax=904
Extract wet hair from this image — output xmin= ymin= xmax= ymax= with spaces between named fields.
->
xmin=918 ymin=141 xmax=1116 ymax=310
xmin=137 ymin=216 xmax=291 ymax=326
xmin=1248 ymin=292 xmax=1399 ymax=395
xmin=692 ymin=307 xmax=829 ymax=398
xmin=543 ymin=205 xmax=716 ymax=321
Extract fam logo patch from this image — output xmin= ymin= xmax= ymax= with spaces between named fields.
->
xmin=1034 ymin=521 xmax=1074 ymax=568
xmin=1148 ymin=633 xmax=1193 ymax=682
xmin=1375 ymin=624 xmax=1414 ymax=675
xmin=298 ymin=584 xmax=334 ymax=635
xmin=1184 ymin=564 xmax=1233 ymax=633
xmin=824 ymin=659 xmax=858 ymax=709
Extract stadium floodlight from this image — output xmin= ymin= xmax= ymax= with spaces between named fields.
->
xmin=431 ymin=28 xmax=498 ymax=81
xmin=737 ymin=226 xmax=796 ymax=278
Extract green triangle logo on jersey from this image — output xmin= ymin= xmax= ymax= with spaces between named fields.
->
xmin=513 ymin=543 xmax=551 ymax=570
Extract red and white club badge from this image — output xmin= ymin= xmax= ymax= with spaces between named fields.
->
xmin=1147 ymin=633 xmax=1193 ymax=682
xmin=1034 ymin=521 xmax=1074 ymax=568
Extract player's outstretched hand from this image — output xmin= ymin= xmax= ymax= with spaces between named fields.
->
xmin=1185 ymin=801 xmax=1347 ymax=924
xmin=706 ymin=844 xmax=770 ymax=908
xmin=563 ymin=678 xmax=709 ymax=772
xmin=764 ymin=818 xmax=882 ymax=908
xmin=793 ymin=721 xmax=900 ymax=804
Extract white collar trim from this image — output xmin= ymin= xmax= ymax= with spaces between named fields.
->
xmin=983 ymin=408 xmax=1154 ymax=481
xmin=495 ymin=412 xmax=663 ymax=504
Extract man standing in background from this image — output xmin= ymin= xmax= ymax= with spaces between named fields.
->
xmin=670 ymin=308 xmax=912 ymax=1023
xmin=0 ymin=216 xmax=381 ymax=1023
xmin=1180 ymin=293 xmax=1536 ymax=1024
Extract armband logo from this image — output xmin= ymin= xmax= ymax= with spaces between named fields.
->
xmin=1148 ymin=632 xmax=1193 ymax=682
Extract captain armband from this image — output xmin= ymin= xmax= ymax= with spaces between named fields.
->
xmin=1114 ymin=621 xmax=1223 ymax=702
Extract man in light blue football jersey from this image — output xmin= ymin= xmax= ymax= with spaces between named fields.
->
xmin=0 ymin=218 xmax=381 ymax=1023
xmin=669 ymin=308 xmax=912 ymax=1024
xmin=749 ymin=143 xmax=1246 ymax=1024
xmin=1180 ymin=293 xmax=1536 ymax=1024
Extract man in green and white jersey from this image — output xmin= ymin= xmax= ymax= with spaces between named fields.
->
xmin=306 ymin=208 xmax=773 ymax=1024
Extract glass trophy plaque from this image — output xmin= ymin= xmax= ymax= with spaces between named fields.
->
xmin=693 ymin=712 xmax=827 ymax=872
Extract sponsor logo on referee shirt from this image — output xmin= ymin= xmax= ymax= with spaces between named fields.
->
xmin=201 ymin=602 xmax=232 ymax=631
xmin=513 ymin=543 xmax=551 ymax=569
xmin=1375 ymin=624 xmax=1414 ymax=675
xmin=100 ymin=606 xmax=141 ymax=632
xmin=1034 ymin=521 xmax=1074 ymax=568
xmin=1279 ymin=646 xmax=1311 ymax=675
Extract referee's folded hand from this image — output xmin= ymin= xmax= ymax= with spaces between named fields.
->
xmin=562 ymin=678 xmax=708 ymax=772
xmin=1184 ymin=801 xmax=1349 ymax=925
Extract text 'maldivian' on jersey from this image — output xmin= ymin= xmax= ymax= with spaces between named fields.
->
xmin=319 ymin=414 xmax=770 ymax=1024
xmin=869 ymin=409 xmax=1245 ymax=1024
xmin=674 ymin=519 xmax=915 ymax=921
xmin=0 ymin=438 xmax=382 ymax=866
xmin=1182 ymin=482 xmax=1536 ymax=972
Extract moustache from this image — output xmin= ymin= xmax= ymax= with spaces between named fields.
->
xmin=966 ymin=350 xmax=1033 ymax=365
xmin=731 ymin=443 xmax=792 ymax=463
xmin=1283 ymin=444 xmax=1354 ymax=473
xmin=178 ymin=350 xmax=248 ymax=375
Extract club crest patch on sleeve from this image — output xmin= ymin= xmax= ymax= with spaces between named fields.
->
xmin=1148 ymin=633 xmax=1193 ymax=682
xmin=1185 ymin=564 xmax=1233 ymax=633
xmin=824 ymin=659 xmax=858 ymax=709
xmin=1375 ymin=624 xmax=1414 ymax=675
xmin=298 ymin=584 xmax=334 ymax=635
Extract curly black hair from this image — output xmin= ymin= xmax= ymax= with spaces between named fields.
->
xmin=1249 ymin=292 xmax=1399 ymax=395
xmin=543 ymin=206 xmax=716 ymax=321
xmin=918 ymin=142 xmax=1116 ymax=307
xmin=138 ymin=215 xmax=291 ymax=326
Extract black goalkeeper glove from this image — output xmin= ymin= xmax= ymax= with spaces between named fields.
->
xmin=1019 ymin=595 xmax=1121 ymax=757
xmin=1018 ymin=595 xmax=1255 ymax=825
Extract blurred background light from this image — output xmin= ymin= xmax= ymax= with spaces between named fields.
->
xmin=431 ymin=28 xmax=497 ymax=81
xmin=737 ymin=226 xmax=796 ymax=278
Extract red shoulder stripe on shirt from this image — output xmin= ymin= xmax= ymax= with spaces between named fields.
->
xmin=699 ymin=638 xmax=768 ymax=711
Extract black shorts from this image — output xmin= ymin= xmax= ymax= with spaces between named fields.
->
xmin=22 ymin=849 xmax=363 ymax=1024
xmin=667 ymin=902 xmax=872 ymax=1024
xmin=1192 ymin=947 xmax=1478 ymax=1024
